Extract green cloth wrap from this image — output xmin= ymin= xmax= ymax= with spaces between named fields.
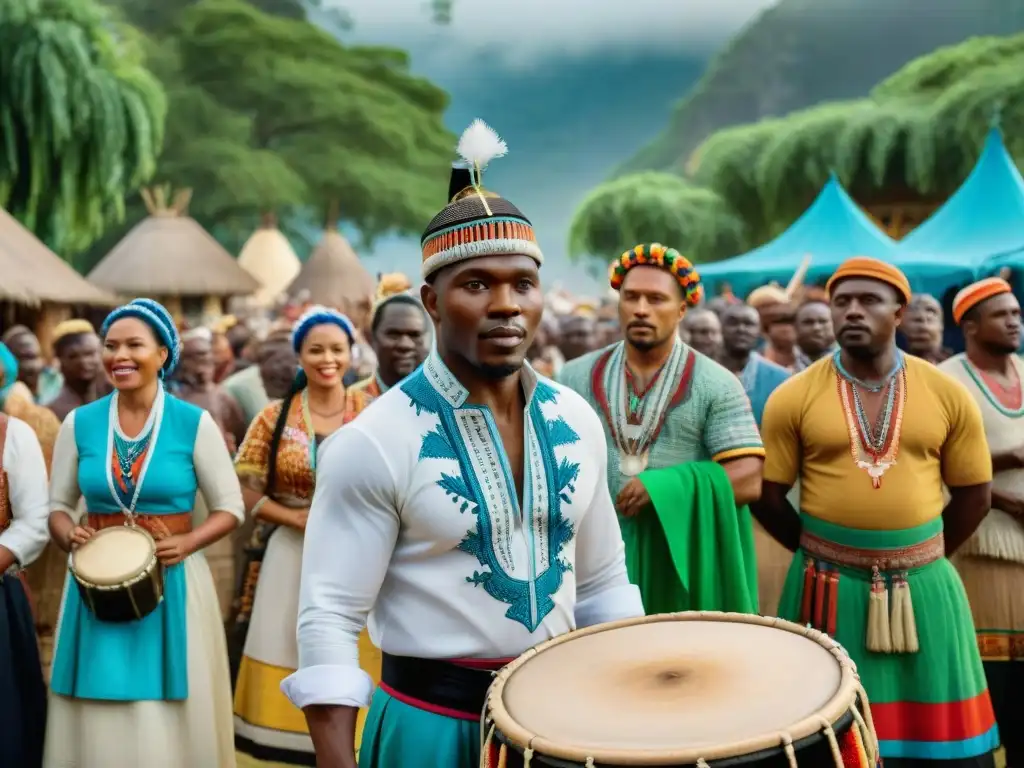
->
xmin=623 ymin=460 xmax=759 ymax=615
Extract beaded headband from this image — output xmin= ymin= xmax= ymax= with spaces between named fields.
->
xmin=101 ymin=298 xmax=181 ymax=375
xmin=420 ymin=120 xmax=543 ymax=279
xmin=291 ymin=305 xmax=355 ymax=352
xmin=609 ymin=243 xmax=703 ymax=307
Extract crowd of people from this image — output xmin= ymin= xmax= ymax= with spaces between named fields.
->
xmin=0 ymin=121 xmax=1020 ymax=768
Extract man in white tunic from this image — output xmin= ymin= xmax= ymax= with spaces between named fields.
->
xmin=940 ymin=277 xmax=1024 ymax=765
xmin=281 ymin=122 xmax=643 ymax=768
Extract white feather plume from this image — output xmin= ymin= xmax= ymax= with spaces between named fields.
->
xmin=456 ymin=119 xmax=507 ymax=169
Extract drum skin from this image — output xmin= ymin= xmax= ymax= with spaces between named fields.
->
xmin=485 ymin=612 xmax=875 ymax=768
xmin=71 ymin=526 xmax=164 ymax=623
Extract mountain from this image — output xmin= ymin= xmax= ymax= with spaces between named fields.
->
xmin=622 ymin=0 xmax=1024 ymax=175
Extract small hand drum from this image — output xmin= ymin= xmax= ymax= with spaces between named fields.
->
xmin=71 ymin=525 xmax=164 ymax=623
xmin=483 ymin=612 xmax=878 ymax=767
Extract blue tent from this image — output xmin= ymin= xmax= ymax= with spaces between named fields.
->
xmin=896 ymin=127 xmax=1024 ymax=293
xmin=698 ymin=174 xmax=899 ymax=299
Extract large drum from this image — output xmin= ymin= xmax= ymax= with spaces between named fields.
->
xmin=483 ymin=612 xmax=878 ymax=768
xmin=71 ymin=525 xmax=164 ymax=623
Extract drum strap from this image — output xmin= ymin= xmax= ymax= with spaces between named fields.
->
xmin=380 ymin=653 xmax=509 ymax=721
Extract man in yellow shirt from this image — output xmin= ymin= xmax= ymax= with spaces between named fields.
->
xmin=754 ymin=257 xmax=998 ymax=768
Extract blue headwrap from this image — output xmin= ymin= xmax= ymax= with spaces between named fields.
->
xmin=291 ymin=305 xmax=356 ymax=353
xmin=0 ymin=342 xmax=19 ymax=405
xmin=100 ymin=298 xmax=182 ymax=376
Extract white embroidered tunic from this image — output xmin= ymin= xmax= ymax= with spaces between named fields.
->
xmin=282 ymin=352 xmax=643 ymax=709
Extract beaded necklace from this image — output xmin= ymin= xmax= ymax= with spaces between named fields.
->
xmin=834 ymin=349 xmax=907 ymax=489
xmin=105 ymin=388 xmax=165 ymax=519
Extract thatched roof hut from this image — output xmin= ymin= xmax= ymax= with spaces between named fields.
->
xmin=0 ymin=206 xmax=115 ymax=354
xmin=287 ymin=227 xmax=375 ymax=327
xmin=237 ymin=213 xmax=301 ymax=309
xmin=0 ymin=207 xmax=114 ymax=307
xmin=88 ymin=188 xmax=259 ymax=321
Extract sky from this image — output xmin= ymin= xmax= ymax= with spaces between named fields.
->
xmin=315 ymin=0 xmax=778 ymax=291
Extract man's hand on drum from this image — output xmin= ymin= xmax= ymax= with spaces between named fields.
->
xmin=155 ymin=533 xmax=197 ymax=566
xmin=66 ymin=525 xmax=96 ymax=549
xmin=615 ymin=478 xmax=651 ymax=517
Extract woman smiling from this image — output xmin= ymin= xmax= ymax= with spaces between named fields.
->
xmin=44 ymin=298 xmax=245 ymax=768
xmin=232 ymin=306 xmax=378 ymax=766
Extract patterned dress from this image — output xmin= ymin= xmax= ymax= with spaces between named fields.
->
xmin=232 ymin=389 xmax=376 ymax=765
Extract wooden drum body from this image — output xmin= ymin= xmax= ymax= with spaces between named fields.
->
xmin=483 ymin=612 xmax=879 ymax=768
xmin=71 ymin=525 xmax=164 ymax=623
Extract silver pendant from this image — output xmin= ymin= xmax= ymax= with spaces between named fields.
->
xmin=619 ymin=451 xmax=648 ymax=477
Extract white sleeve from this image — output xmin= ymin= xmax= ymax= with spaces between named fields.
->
xmin=573 ymin=421 xmax=644 ymax=628
xmin=0 ymin=418 xmax=51 ymax=568
xmin=193 ymin=411 xmax=245 ymax=525
xmin=281 ymin=425 xmax=400 ymax=710
xmin=49 ymin=412 xmax=81 ymax=516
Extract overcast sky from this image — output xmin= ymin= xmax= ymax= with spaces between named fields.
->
xmin=332 ymin=0 xmax=779 ymax=67
xmin=316 ymin=1 xmax=780 ymax=289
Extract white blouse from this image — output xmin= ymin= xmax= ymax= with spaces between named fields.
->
xmin=0 ymin=416 xmax=51 ymax=570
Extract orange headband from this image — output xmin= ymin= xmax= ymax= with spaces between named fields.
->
xmin=952 ymin=277 xmax=1012 ymax=325
xmin=826 ymin=257 xmax=912 ymax=305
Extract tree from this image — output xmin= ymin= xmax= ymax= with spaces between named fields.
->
xmin=175 ymin=0 xmax=454 ymax=242
xmin=568 ymin=172 xmax=749 ymax=266
xmin=0 ymin=0 xmax=165 ymax=253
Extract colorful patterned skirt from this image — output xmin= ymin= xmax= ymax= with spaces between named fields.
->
xmin=779 ymin=515 xmax=998 ymax=762
xmin=0 ymin=573 xmax=46 ymax=767
xmin=955 ymin=552 xmax=1024 ymax=762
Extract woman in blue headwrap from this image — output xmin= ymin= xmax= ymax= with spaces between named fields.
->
xmin=232 ymin=305 xmax=378 ymax=766
xmin=44 ymin=299 xmax=245 ymax=768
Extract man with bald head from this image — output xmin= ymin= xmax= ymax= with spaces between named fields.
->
xmin=719 ymin=303 xmax=789 ymax=426
xmin=793 ymin=300 xmax=836 ymax=372
xmin=903 ymin=293 xmax=951 ymax=364
xmin=681 ymin=307 xmax=722 ymax=359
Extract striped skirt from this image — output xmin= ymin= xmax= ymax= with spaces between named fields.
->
xmin=779 ymin=515 xmax=998 ymax=763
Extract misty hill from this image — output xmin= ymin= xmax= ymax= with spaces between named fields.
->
xmin=623 ymin=0 xmax=1024 ymax=174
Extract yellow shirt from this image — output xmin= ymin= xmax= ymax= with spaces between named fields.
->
xmin=761 ymin=354 xmax=992 ymax=530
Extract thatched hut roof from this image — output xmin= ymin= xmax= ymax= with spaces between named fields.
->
xmin=287 ymin=228 xmax=375 ymax=313
xmin=88 ymin=188 xmax=259 ymax=298
xmin=238 ymin=214 xmax=302 ymax=308
xmin=0 ymin=207 xmax=115 ymax=306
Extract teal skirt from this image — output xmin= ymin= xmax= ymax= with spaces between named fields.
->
xmin=359 ymin=689 xmax=480 ymax=768
xmin=779 ymin=515 xmax=998 ymax=761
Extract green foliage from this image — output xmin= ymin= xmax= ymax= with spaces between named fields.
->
xmin=620 ymin=0 xmax=1024 ymax=176
xmin=689 ymin=117 xmax=786 ymax=240
xmin=174 ymin=0 xmax=453 ymax=240
xmin=568 ymin=172 xmax=749 ymax=266
xmin=873 ymin=34 xmax=1024 ymax=100
xmin=0 ymin=0 xmax=166 ymax=253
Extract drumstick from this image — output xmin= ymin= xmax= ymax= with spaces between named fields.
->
xmin=785 ymin=255 xmax=812 ymax=300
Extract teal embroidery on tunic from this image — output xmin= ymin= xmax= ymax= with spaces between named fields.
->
xmin=402 ymin=363 xmax=580 ymax=632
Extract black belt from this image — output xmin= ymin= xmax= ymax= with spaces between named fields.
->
xmin=380 ymin=653 xmax=499 ymax=718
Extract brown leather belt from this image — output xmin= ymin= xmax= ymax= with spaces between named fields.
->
xmin=799 ymin=530 xmax=944 ymax=572
xmin=88 ymin=512 xmax=193 ymax=538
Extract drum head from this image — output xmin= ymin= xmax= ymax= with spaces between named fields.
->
xmin=492 ymin=614 xmax=854 ymax=766
xmin=73 ymin=526 xmax=155 ymax=585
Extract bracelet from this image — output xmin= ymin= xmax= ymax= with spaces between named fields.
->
xmin=251 ymin=496 xmax=270 ymax=517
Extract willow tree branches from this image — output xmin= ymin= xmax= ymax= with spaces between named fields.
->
xmin=0 ymin=0 xmax=165 ymax=252
xmin=569 ymin=172 xmax=749 ymax=265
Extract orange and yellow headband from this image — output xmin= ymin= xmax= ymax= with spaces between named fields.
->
xmin=609 ymin=243 xmax=703 ymax=307
xmin=952 ymin=277 xmax=1012 ymax=325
